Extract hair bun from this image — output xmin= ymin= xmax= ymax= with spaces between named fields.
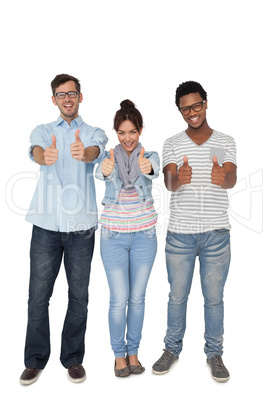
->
xmin=120 ymin=99 xmax=135 ymax=110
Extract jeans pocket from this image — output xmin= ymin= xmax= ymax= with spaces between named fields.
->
xmin=214 ymin=229 xmax=230 ymax=235
xmin=100 ymin=226 xmax=119 ymax=240
xmin=142 ymin=226 xmax=157 ymax=240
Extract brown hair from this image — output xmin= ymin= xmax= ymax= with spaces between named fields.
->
xmin=51 ymin=74 xmax=81 ymax=95
xmin=113 ymin=99 xmax=143 ymax=133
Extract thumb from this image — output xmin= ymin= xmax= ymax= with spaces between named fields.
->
xmin=51 ymin=135 xmax=56 ymax=148
xmin=183 ymin=155 xmax=189 ymax=166
xmin=109 ymin=148 xmax=115 ymax=163
xmin=75 ymin=129 xmax=81 ymax=142
xmin=139 ymin=147 xmax=145 ymax=161
xmin=213 ymin=156 xmax=219 ymax=166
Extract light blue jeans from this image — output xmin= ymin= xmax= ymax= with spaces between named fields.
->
xmin=164 ymin=230 xmax=230 ymax=358
xmin=100 ymin=226 xmax=157 ymax=358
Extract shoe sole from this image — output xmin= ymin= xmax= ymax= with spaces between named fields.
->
xmin=211 ymin=375 xmax=230 ymax=383
xmin=68 ymin=374 xmax=86 ymax=383
xmin=19 ymin=370 xmax=42 ymax=385
xmin=152 ymin=359 xmax=179 ymax=375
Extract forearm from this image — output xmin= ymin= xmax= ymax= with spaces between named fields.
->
xmin=164 ymin=172 xmax=182 ymax=191
xmin=82 ymin=146 xmax=100 ymax=163
xmin=32 ymin=146 xmax=45 ymax=165
xmin=221 ymin=171 xmax=237 ymax=189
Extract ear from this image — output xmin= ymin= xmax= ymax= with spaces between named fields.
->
xmin=52 ymin=95 xmax=57 ymax=106
xmin=79 ymin=92 xmax=83 ymax=104
xmin=205 ymin=100 xmax=208 ymax=110
xmin=139 ymin=126 xmax=143 ymax=136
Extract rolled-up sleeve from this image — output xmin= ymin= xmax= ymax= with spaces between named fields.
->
xmin=84 ymin=127 xmax=108 ymax=164
xmin=28 ymin=125 xmax=50 ymax=161
xmin=145 ymin=151 xmax=160 ymax=180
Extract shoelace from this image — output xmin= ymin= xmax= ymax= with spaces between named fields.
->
xmin=213 ymin=356 xmax=225 ymax=373
xmin=161 ymin=350 xmax=173 ymax=365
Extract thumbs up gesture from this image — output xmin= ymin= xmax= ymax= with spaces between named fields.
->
xmin=138 ymin=148 xmax=152 ymax=175
xmin=211 ymin=156 xmax=226 ymax=186
xmin=102 ymin=149 xmax=115 ymax=176
xmin=44 ymin=135 xmax=59 ymax=165
xmin=70 ymin=129 xmax=85 ymax=161
xmin=178 ymin=156 xmax=192 ymax=185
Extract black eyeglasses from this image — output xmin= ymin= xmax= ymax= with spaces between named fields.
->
xmin=179 ymin=100 xmax=206 ymax=116
xmin=54 ymin=91 xmax=80 ymax=99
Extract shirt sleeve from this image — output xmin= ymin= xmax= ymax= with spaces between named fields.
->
xmin=83 ymin=127 xmax=108 ymax=164
xmin=162 ymin=137 xmax=177 ymax=170
xmin=223 ymin=135 xmax=237 ymax=166
xmin=28 ymin=125 xmax=51 ymax=161
xmin=145 ymin=151 xmax=160 ymax=180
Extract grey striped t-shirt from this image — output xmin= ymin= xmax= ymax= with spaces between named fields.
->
xmin=162 ymin=130 xmax=237 ymax=234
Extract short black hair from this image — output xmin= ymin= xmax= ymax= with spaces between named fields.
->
xmin=51 ymin=74 xmax=81 ymax=95
xmin=175 ymin=81 xmax=207 ymax=108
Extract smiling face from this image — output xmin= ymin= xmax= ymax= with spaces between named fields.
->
xmin=117 ymin=120 xmax=142 ymax=156
xmin=52 ymin=80 xmax=83 ymax=123
xmin=179 ymin=92 xmax=207 ymax=129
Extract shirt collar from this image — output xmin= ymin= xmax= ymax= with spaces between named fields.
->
xmin=56 ymin=115 xmax=83 ymax=128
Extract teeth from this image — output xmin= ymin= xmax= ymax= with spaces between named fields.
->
xmin=190 ymin=117 xmax=199 ymax=121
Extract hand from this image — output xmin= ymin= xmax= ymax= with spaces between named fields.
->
xmin=70 ymin=129 xmax=85 ymax=161
xmin=44 ymin=135 xmax=59 ymax=165
xmin=102 ymin=149 xmax=115 ymax=176
xmin=178 ymin=156 xmax=192 ymax=185
xmin=211 ymin=156 xmax=226 ymax=186
xmin=138 ymin=148 xmax=152 ymax=175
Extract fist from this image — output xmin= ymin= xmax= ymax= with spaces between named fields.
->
xmin=138 ymin=148 xmax=152 ymax=175
xmin=211 ymin=156 xmax=226 ymax=186
xmin=70 ymin=129 xmax=85 ymax=161
xmin=102 ymin=149 xmax=115 ymax=176
xmin=44 ymin=135 xmax=59 ymax=166
xmin=178 ymin=156 xmax=192 ymax=185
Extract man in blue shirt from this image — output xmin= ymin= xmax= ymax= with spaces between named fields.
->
xmin=20 ymin=74 xmax=108 ymax=385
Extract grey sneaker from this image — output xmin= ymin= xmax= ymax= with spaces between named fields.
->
xmin=152 ymin=349 xmax=179 ymax=374
xmin=207 ymin=355 xmax=230 ymax=382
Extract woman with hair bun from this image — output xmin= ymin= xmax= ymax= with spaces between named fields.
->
xmin=96 ymin=100 xmax=159 ymax=377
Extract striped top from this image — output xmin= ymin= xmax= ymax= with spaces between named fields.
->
xmin=163 ymin=130 xmax=237 ymax=234
xmin=99 ymin=186 xmax=158 ymax=232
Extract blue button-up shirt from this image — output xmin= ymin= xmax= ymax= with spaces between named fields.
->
xmin=26 ymin=116 xmax=108 ymax=232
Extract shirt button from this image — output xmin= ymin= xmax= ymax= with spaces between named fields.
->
xmin=143 ymin=198 xmax=146 ymax=202
xmin=140 ymin=186 xmax=143 ymax=189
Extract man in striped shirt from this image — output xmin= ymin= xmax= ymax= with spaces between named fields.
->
xmin=152 ymin=81 xmax=237 ymax=382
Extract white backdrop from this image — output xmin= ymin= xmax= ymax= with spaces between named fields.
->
xmin=1 ymin=1 xmax=267 ymax=401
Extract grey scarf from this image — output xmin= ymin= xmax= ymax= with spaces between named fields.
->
xmin=113 ymin=143 xmax=142 ymax=188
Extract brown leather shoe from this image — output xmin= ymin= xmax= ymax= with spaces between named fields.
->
xmin=68 ymin=364 xmax=86 ymax=383
xmin=19 ymin=368 xmax=42 ymax=385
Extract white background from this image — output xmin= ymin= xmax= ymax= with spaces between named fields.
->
xmin=1 ymin=0 xmax=267 ymax=401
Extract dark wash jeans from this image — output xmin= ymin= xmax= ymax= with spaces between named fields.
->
xmin=24 ymin=225 xmax=95 ymax=369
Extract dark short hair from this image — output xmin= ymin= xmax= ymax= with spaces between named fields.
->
xmin=175 ymin=81 xmax=207 ymax=108
xmin=51 ymin=74 xmax=81 ymax=95
xmin=113 ymin=99 xmax=143 ymax=132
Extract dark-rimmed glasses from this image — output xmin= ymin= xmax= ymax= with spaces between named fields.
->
xmin=179 ymin=100 xmax=206 ymax=116
xmin=54 ymin=91 xmax=80 ymax=99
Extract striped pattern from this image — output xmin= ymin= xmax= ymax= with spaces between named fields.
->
xmin=163 ymin=130 xmax=237 ymax=234
xmin=99 ymin=187 xmax=158 ymax=232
